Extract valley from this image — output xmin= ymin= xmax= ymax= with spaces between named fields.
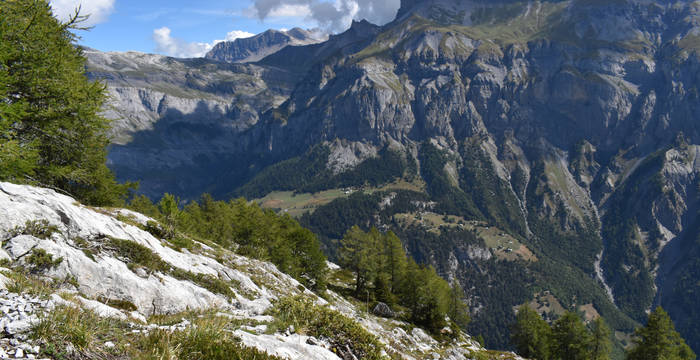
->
xmin=28 ymin=0 xmax=700 ymax=357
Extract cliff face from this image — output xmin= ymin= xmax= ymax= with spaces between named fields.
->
xmin=86 ymin=49 xmax=302 ymax=197
xmin=89 ymin=0 xmax=700 ymax=352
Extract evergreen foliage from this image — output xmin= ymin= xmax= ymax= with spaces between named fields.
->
xmin=237 ymin=145 xmax=408 ymax=199
xmin=511 ymin=307 xmax=616 ymax=360
xmin=418 ymin=142 xmax=482 ymax=218
xmin=511 ymin=306 xmax=693 ymax=360
xmin=600 ymin=150 xmax=667 ymax=321
xmin=459 ymin=139 xmax=528 ymax=236
xmin=129 ymin=194 xmax=328 ymax=291
xmin=626 ymin=307 xmax=696 ymax=360
xmin=511 ymin=305 xmax=552 ymax=360
xmin=337 ymin=226 xmax=467 ymax=333
xmin=591 ymin=318 xmax=612 ymax=360
xmin=0 ymin=0 xmax=133 ymax=205
xmin=551 ymin=312 xmax=593 ymax=360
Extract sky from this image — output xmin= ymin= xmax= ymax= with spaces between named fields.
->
xmin=49 ymin=0 xmax=401 ymax=58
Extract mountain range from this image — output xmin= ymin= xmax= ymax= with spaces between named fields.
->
xmin=88 ymin=0 xmax=700 ymax=354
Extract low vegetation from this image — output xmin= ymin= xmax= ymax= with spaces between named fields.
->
xmin=32 ymin=305 xmax=282 ymax=360
xmin=268 ymin=295 xmax=384 ymax=360
xmin=9 ymin=220 xmax=59 ymax=240
xmin=107 ymin=237 xmax=235 ymax=298
xmin=26 ymin=248 xmax=63 ymax=273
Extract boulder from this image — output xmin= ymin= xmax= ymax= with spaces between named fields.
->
xmin=372 ymin=302 xmax=395 ymax=318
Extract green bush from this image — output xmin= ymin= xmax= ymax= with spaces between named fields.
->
xmin=170 ymin=268 xmax=234 ymax=299
xmin=11 ymin=220 xmax=58 ymax=240
xmin=26 ymin=248 xmax=63 ymax=272
xmin=108 ymin=237 xmax=169 ymax=273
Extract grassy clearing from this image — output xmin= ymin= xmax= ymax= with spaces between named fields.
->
xmin=393 ymin=213 xmax=536 ymax=262
xmin=255 ymin=179 xmax=427 ymax=217
xmin=256 ymin=189 xmax=349 ymax=217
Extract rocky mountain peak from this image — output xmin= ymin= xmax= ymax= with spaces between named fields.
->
xmin=205 ymin=28 xmax=327 ymax=63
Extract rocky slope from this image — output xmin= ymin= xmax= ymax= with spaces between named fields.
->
xmin=0 ymin=182 xmax=519 ymax=359
xmin=205 ymin=28 xmax=327 ymax=63
xmin=88 ymin=0 xmax=700 ymax=353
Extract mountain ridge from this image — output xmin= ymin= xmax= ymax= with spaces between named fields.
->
xmin=88 ymin=0 xmax=700 ymax=353
xmin=205 ymin=27 xmax=328 ymax=64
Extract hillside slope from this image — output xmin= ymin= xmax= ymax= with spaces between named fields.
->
xmin=0 ymin=182 xmax=519 ymax=359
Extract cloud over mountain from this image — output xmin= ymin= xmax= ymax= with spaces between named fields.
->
xmin=251 ymin=0 xmax=400 ymax=32
xmin=153 ymin=27 xmax=255 ymax=58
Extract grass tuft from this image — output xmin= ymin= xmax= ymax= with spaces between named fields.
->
xmin=268 ymin=295 xmax=384 ymax=360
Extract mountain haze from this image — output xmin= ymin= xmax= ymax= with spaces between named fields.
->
xmin=91 ymin=0 xmax=700 ymax=353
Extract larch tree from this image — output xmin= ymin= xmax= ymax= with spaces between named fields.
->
xmin=511 ymin=305 xmax=552 ymax=360
xmin=627 ymin=307 xmax=696 ymax=360
xmin=590 ymin=317 xmax=612 ymax=360
xmin=0 ymin=0 xmax=133 ymax=205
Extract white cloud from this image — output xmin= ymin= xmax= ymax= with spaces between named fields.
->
xmin=50 ymin=0 xmax=115 ymax=26
xmin=153 ymin=27 xmax=256 ymax=58
xmin=268 ymin=4 xmax=312 ymax=17
xmin=251 ymin=0 xmax=400 ymax=33
xmin=224 ymin=30 xmax=256 ymax=41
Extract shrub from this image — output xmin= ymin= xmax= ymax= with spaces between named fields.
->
xmin=170 ymin=268 xmax=234 ymax=299
xmin=108 ymin=237 xmax=169 ymax=273
xmin=96 ymin=296 xmax=138 ymax=312
xmin=143 ymin=220 xmax=167 ymax=239
xmin=26 ymin=248 xmax=63 ymax=272
xmin=10 ymin=220 xmax=58 ymax=240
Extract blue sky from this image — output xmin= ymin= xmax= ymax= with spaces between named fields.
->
xmin=49 ymin=0 xmax=400 ymax=57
